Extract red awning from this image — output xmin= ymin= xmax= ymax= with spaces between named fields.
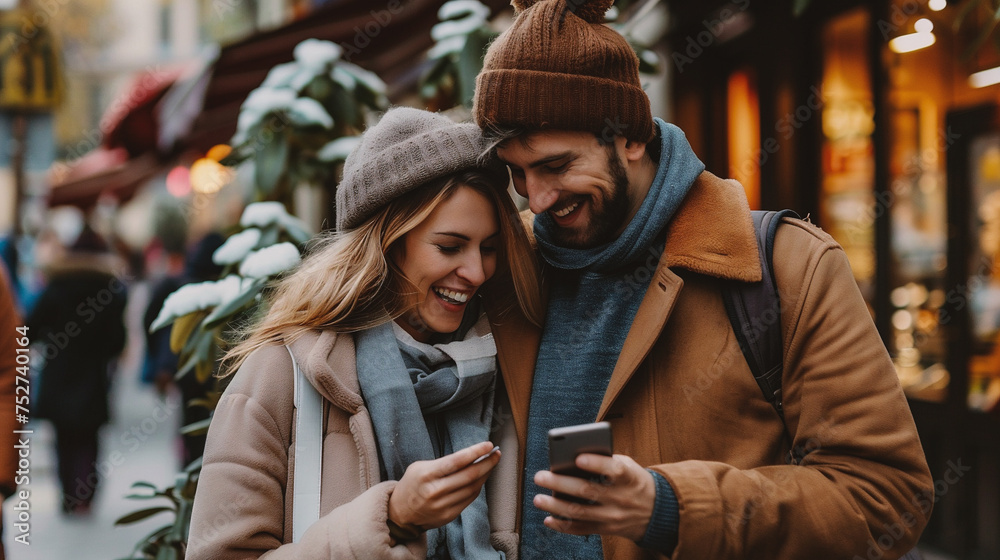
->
xmin=45 ymin=67 xmax=188 ymax=208
xmin=47 ymin=150 xmax=163 ymax=209
xmin=101 ymin=67 xmax=188 ymax=157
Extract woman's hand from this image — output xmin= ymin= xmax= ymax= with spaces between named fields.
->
xmin=387 ymin=441 xmax=501 ymax=531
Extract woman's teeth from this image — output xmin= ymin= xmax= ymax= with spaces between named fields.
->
xmin=434 ymin=288 xmax=469 ymax=304
xmin=553 ymin=201 xmax=580 ymax=218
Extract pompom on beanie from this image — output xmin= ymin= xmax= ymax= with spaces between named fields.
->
xmin=336 ymin=107 xmax=505 ymax=230
xmin=474 ymin=0 xmax=654 ymax=143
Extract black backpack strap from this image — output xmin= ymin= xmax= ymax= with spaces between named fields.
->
xmin=722 ymin=209 xmax=799 ymax=423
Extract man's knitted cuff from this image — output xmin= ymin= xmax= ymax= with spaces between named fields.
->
xmin=637 ymin=470 xmax=679 ymax=555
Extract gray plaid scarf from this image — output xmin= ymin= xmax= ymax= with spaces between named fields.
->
xmin=356 ymin=313 xmax=502 ymax=560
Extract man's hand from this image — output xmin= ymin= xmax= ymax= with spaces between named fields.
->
xmin=532 ymin=453 xmax=656 ymax=542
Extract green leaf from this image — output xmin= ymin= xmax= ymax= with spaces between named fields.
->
xmin=179 ymin=322 xmax=208 ymax=358
xmin=130 ymin=481 xmax=159 ymax=491
xmin=259 ymin=226 xmax=280 ymax=247
xmin=354 ymin=78 xmax=387 ymax=111
xmin=175 ymin=332 xmax=213 ymax=380
xmin=170 ymin=500 xmax=196 ymax=543
xmin=184 ymin=455 xmax=204 ymax=474
xmin=457 ymin=28 xmax=493 ymax=107
xmin=637 ymin=48 xmax=660 ymax=74
xmin=141 ymin=540 xmax=159 ymax=555
xmin=305 ymin=74 xmax=335 ymax=101
xmin=124 ymin=491 xmax=168 ymax=500
xmin=316 ymin=136 xmax=360 ymax=164
xmin=155 ymin=546 xmax=180 ymax=560
xmin=179 ymin=418 xmax=213 ymax=436
xmin=219 ymin=143 xmax=251 ymax=167
xmin=187 ymin=397 xmax=216 ymax=410
xmin=253 ymin=128 xmax=289 ymax=195
xmin=175 ymin=327 xmax=213 ymax=379
xmin=282 ymin=220 xmax=313 ymax=245
xmin=137 ymin=524 xmax=173 ymax=548
xmin=202 ymin=279 xmax=265 ymax=330
xmin=177 ymin=470 xmax=199 ymax=500
xmin=285 ymin=97 xmax=335 ymax=128
xmin=419 ymin=55 xmax=453 ymax=100
xmin=325 ymin=82 xmax=361 ymax=133
xmin=115 ymin=506 xmax=175 ymax=526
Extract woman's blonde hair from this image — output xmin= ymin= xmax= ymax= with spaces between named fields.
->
xmin=222 ymin=169 xmax=542 ymax=375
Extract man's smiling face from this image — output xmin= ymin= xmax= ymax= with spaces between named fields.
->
xmin=497 ymin=130 xmax=632 ymax=249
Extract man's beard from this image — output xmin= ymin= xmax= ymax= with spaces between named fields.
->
xmin=549 ymin=148 xmax=631 ymax=249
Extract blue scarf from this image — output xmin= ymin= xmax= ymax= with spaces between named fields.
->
xmin=519 ymin=120 xmax=704 ymax=559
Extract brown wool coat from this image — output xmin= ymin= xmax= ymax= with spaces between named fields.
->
xmin=187 ymin=328 xmax=522 ymax=560
xmin=496 ymin=171 xmax=933 ymax=559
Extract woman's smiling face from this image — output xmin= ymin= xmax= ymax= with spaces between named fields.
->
xmin=393 ymin=185 xmax=500 ymax=342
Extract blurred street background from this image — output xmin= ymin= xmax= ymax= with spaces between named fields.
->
xmin=2 ymin=282 xmax=183 ymax=559
xmin=1 ymin=0 xmax=999 ymax=558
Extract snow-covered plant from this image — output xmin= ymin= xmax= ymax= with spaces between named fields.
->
xmin=148 ymin=202 xmax=311 ymax=384
xmin=419 ymin=0 xmax=497 ymax=108
xmin=223 ymin=38 xmax=387 ymax=200
xmin=131 ymin=39 xmax=379 ymax=557
xmin=607 ymin=4 xmax=661 ymax=76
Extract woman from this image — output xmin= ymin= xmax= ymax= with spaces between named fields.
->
xmin=187 ymin=107 xmax=542 ymax=560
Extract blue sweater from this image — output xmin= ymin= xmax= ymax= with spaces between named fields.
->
xmin=519 ymin=120 xmax=705 ymax=558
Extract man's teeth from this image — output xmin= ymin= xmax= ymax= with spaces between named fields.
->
xmin=434 ymin=288 xmax=469 ymax=304
xmin=553 ymin=201 xmax=580 ymax=218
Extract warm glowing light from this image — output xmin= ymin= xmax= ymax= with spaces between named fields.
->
xmin=914 ymin=18 xmax=933 ymax=33
xmin=206 ymin=144 xmax=232 ymax=162
xmin=166 ymin=166 xmax=191 ymax=197
xmin=892 ymin=309 xmax=914 ymax=331
xmin=928 ymin=0 xmax=946 ymax=11
xmin=888 ymin=32 xmax=935 ymax=53
xmin=190 ymin=158 xmax=234 ymax=194
xmin=970 ymin=66 xmax=1000 ymax=88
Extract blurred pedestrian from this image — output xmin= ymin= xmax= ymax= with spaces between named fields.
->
xmin=27 ymin=224 xmax=128 ymax=515
xmin=142 ymin=232 xmax=224 ymax=465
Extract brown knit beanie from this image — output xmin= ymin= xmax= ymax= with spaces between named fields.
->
xmin=336 ymin=107 xmax=504 ymax=230
xmin=474 ymin=0 xmax=654 ymax=143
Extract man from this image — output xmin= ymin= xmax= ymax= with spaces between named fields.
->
xmin=472 ymin=0 xmax=933 ymax=558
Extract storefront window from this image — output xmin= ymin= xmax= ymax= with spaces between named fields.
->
xmin=820 ymin=9 xmax=877 ymax=307
xmin=881 ymin=0 xmax=1000 ymax=406
xmin=967 ymin=134 xmax=1000 ymax=413
xmin=882 ymin=0 xmax=951 ymax=402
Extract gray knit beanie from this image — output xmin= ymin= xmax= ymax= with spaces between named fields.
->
xmin=336 ymin=107 xmax=504 ymax=230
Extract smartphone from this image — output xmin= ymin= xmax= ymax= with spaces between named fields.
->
xmin=547 ymin=421 xmax=613 ymax=506
xmin=472 ymin=445 xmax=500 ymax=464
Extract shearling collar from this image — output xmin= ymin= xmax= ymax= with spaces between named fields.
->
xmin=660 ymin=170 xmax=761 ymax=282
xmin=288 ymin=330 xmax=366 ymax=415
